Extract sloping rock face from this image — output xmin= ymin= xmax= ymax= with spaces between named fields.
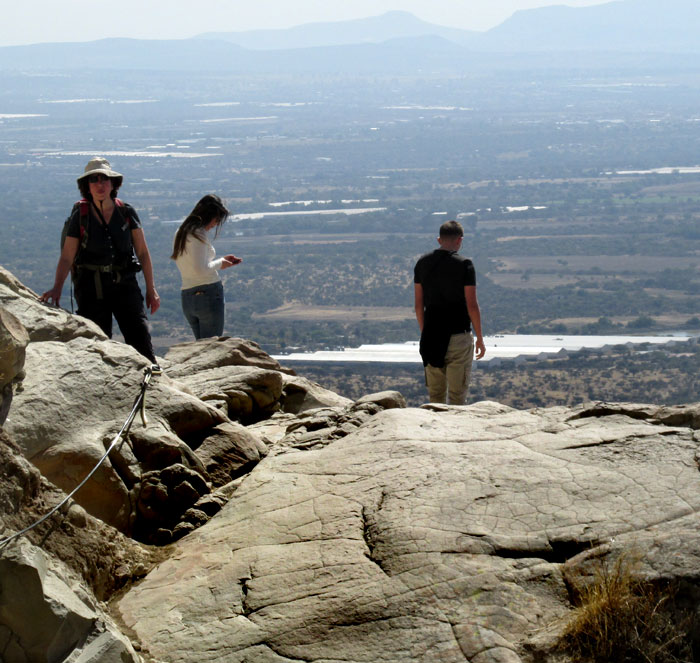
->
xmin=5 ymin=336 xmax=227 ymax=536
xmin=0 ymin=269 xmax=354 ymax=546
xmin=0 ymin=428 xmax=150 ymax=663
xmin=116 ymin=400 xmax=700 ymax=663
xmin=0 ymin=307 xmax=29 ymax=426
xmin=0 ymin=265 xmax=107 ymax=343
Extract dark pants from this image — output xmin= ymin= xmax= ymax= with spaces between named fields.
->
xmin=75 ymin=270 xmax=155 ymax=363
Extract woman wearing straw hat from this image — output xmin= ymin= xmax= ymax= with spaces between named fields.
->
xmin=171 ymin=194 xmax=242 ymax=339
xmin=40 ymin=157 xmax=160 ymax=363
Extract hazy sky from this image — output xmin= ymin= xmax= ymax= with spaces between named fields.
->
xmin=3 ymin=0 xmax=610 ymax=47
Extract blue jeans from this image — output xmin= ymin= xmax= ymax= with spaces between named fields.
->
xmin=181 ymin=281 xmax=225 ymax=340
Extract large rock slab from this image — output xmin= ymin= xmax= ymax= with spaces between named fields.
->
xmin=116 ymin=401 xmax=700 ymax=662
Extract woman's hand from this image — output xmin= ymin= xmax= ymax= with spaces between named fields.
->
xmin=146 ymin=287 xmax=161 ymax=314
xmin=221 ymin=254 xmax=242 ymax=269
xmin=40 ymin=286 xmax=63 ymax=307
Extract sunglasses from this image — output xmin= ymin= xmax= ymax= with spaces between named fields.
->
xmin=88 ymin=174 xmax=111 ymax=183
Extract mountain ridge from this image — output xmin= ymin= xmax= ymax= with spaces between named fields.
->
xmin=3 ymin=2 xmax=700 ymax=72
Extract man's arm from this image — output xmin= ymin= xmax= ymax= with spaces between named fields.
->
xmin=40 ymin=237 xmax=80 ymax=307
xmin=131 ymin=228 xmax=160 ymax=314
xmin=414 ymin=283 xmax=425 ymax=332
xmin=465 ymin=285 xmax=486 ymax=359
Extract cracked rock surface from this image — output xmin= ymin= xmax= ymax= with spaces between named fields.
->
xmin=117 ymin=400 xmax=700 ymax=662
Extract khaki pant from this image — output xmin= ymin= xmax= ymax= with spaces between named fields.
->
xmin=424 ymin=332 xmax=474 ymax=405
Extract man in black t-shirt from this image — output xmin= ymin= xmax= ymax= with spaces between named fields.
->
xmin=414 ymin=220 xmax=485 ymax=404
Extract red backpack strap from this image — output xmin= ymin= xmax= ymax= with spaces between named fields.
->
xmin=114 ymin=198 xmax=137 ymax=230
xmin=77 ymin=198 xmax=89 ymax=249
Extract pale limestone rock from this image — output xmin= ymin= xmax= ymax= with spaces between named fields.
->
xmin=173 ymin=364 xmax=284 ymax=423
xmin=0 ymin=266 xmax=107 ymax=343
xmin=0 ymin=538 xmax=140 ymax=663
xmin=115 ymin=401 xmax=700 ymax=662
xmin=5 ymin=337 xmax=225 ymax=531
xmin=280 ymin=373 xmax=352 ymax=413
xmin=163 ymin=336 xmax=294 ymax=378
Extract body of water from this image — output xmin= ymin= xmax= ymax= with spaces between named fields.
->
xmin=274 ymin=334 xmax=692 ymax=364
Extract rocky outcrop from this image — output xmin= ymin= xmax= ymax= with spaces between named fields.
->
xmin=2 ymin=267 xmax=700 ymax=663
xmin=0 ymin=427 xmax=151 ymax=662
xmin=0 ymin=270 xmax=356 ymax=546
xmin=163 ymin=336 xmax=295 ymax=377
xmin=5 ymin=336 xmax=226 ymax=536
xmin=165 ymin=337 xmax=350 ymax=417
xmin=116 ymin=400 xmax=700 ymax=663
xmin=0 ymin=265 xmax=107 ymax=343
xmin=0 ymin=307 xmax=28 ymax=426
xmin=0 ymin=537 xmax=141 ymax=663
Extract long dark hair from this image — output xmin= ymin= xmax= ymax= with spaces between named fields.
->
xmin=171 ymin=194 xmax=230 ymax=259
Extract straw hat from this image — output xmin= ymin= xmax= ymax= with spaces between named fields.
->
xmin=77 ymin=157 xmax=123 ymax=187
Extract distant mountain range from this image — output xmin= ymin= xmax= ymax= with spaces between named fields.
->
xmin=196 ymin=11 xmax=475 ymax=50
xmin=2 ymin=0 xmax=700 ymax=72
xmin=196 ymin=1 xmax=700 ymax=53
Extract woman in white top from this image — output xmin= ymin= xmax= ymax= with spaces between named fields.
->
xmin=171 ymin=194 xmax=241 ymax=339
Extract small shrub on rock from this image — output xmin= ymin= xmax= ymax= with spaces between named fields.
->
xmin=559 ymin=551 xmax=694 ymax=663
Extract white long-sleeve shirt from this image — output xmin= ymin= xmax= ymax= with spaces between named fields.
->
xmin=174 ymin=231 xmax=225 ymax=290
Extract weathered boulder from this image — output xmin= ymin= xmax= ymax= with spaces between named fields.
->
xmin=174 ymin=364 xmax=284 ymax=423
xmin=0 ymin=538 xmax=140 ymax=663
xmin=279 ymin=373 xmax=352 ymax=413
xmin=5 ymin=336 xmax=225 ymax=533
xmin=0 ymin=306 xmax=29 ymax=426
xmin=0 ymin=266 xmax=107 ymax=343
xmin=0 ymin=428 xmax=152 ymax=601
xmin=0 ymin=428 xmax=149 ymax=661
xmin=355 ymin=390 xmax=407 ymax=410
xmin=194 ymin=421 xmax=268 ymax=487
xmin=163 ymin=336 xmax=295 ymax=378
xmin=0 ymin=307 xmax=28 ymax=390
xmin=116 ymin=401 xmax=700 ymax=663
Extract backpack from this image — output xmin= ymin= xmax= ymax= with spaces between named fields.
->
xmin=60 ymin=197 xmax=128 ymax=256
xmin=60 ymin=198 xmax=141 ymax=280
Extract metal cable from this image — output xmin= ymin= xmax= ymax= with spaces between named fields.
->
xmin=0 ymin=364 xmax=160 ymax=550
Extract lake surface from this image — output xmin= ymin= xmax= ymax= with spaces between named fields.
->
xmin=274 ymin=334 xmax=691 ymax=364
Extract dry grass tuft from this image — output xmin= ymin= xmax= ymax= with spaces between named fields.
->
xmin=559 ymin=551 xmax=694 ymax=663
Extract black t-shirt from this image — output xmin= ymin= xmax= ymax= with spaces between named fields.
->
xmin=414 ymin=249 xmax=476 ymax=334
xmin=66 ymin=200 xmax=141 ymax=267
